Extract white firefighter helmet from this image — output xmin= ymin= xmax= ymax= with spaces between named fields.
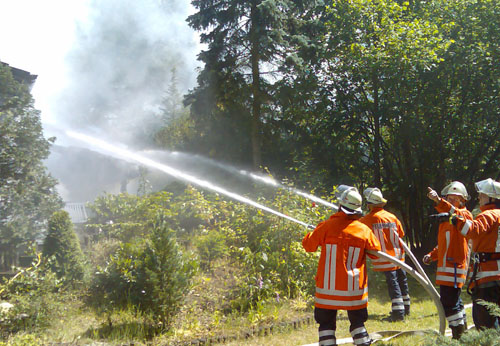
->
xmin=475 ymin=178 xmax=500 ymax=199
xmin=363 ymin=187 xmax=387 ymax=204
xmin=335 ymin=185 xmax=362 ymax=213
xmin=441 ymin=181 xmax=469 ymax=200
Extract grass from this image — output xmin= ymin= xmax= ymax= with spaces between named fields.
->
xmin=1 ymin=260 xmax=477 ymax=346
xmin=218 ymin=297 xmax=447 ymax=346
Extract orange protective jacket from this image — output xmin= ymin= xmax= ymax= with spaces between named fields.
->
xmin=457 ymin=204 xmax=500 ymax=288
xmin=360 ymin=207 xmax=405 ymax=272
xmin=427 ymin=199 xmax=472 ymax=288
xmin=302 ymin=211 xmax=381 ymax=310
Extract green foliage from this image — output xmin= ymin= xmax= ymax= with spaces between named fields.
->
xmin=86 ymin=191 xmax=177 ymax=242
xmin=89 ymin=212 xmax=198 ymax=329
xmin=169 ymin=186 xmax=216 ymax=240
xmin=194 ymin=229 xmax=229 ymax=270
xmin=477 ymin=299 xmax=500 ymax=318
xmin=458 ymin=328 xmax=500 ymax=346
xmin=0 ymin=334 xmax=44 ymax=346
xmin=0 ymin=63 xmax=62 ymax=268
xmin=229 ymin=187 xmax=328 ymax=310
xmin=186 ymin=0 xmax=320 ymax=168
xmin=86 ymin=181 xmax=325 ymax=314
xmin=154 ymin=67 xmax=196 ymax=151
xmin=271 ymin=0 xmax=500 ymax=249
xmin=84 ymin=306 xmax=162 ymax=342
xmin=420 ymin=328 xmax=500 ymax=346
xmin=42 ymin=211 xmax=86 ymax=285
xmin=0 ymin=255 xmax=63 ymax=335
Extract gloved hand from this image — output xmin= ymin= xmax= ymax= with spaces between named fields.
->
xmin=422 ymin=254 xmax=432 ymax=265
xmin=450 ymin=214 xmax=464 ymax=226
xmin=427 ymin=187 xmax=440 ymax=203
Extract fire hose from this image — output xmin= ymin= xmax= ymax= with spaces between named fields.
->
xmin=395 ymin=236 xmax=447 ymax=334
xmin=366 ymin=249 xmax=446 ymax=335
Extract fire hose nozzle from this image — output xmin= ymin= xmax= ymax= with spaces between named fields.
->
xmin=428 ymin=212 xmax=451 ymax=222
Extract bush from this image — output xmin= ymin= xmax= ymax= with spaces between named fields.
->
xmin=419 ymin=300 xmax=500 ymax=345
xmin=0 ymin=255 xmax=62 ymax=335
xmin=85 ymin=191 xmax=177 ymax=242
xmin=419 ymin=329 xmax=500 ymax=346
xmin=0 ymin=333 xmax=44 ymax=346
xmin=42 ymin=210 xmax=86 ymax=285
xmin=89 ymin=213 xmax=198 ymax=329
xmin=229 ymin=188 xmax=327 ymax=310
xmin=194 ymin=229 xmax=229 ymax=270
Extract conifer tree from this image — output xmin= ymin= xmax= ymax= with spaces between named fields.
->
xmin=43 ymin=210 xmax=86 ymax=284
xmin=186 ymin=0 xmax=318 ymax=169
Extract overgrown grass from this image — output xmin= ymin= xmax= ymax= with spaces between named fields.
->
xmin=3 ymin=272 xmax=495 ymax=346
xmin=0 ymin=255 xmax=491 ymax=346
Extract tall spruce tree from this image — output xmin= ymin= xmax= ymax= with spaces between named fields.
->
xmin=186 ymin=0 xmax=318 ymax=169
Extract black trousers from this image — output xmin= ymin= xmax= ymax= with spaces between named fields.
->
xmin=471 ymin=281 xmax=500 ymax=330
xmin=440 ymin=285 xmax=465 ymax=327
xmin=314 ymin=306 xmax=371 ymax=345
xmin=384 ymin=268 xmax=409 ymax=316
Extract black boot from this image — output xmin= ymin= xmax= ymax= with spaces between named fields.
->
xmin=451 ymin=324 xmax=465 ymax=340
xmin=382 ymin=311 xmax=404 ymax=322
xmin=405 ymin=305 xmax=410 ymax=316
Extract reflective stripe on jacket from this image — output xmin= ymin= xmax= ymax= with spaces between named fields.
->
xmin=458 ymin=205 xmax=500 ymax=287
xmin=303 ymin=211 xmax=381 ymax=310
xmin=360 ymin=208 xmax=405 ymax=272
xmin=428 ymin=199 xmax=472 ymax=288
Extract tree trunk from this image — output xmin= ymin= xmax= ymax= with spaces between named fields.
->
xmin=372 ymin=73 xmax=382 ymax=186
xmin=250 ymin=0 xmax=262 ymax=170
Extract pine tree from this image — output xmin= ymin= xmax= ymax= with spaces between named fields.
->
xmin=186 ymin=0 xmax=318 ymax=169
xmin=42 ymin=211 xmax=86 ymax=284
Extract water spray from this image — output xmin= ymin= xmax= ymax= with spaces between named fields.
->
xmin=66 ymin=130 xmax=445 ymax=337
xmin=66 ymin=130 xmax=312 ymax=228
xmin=124 ymin=147 xmax=338 ymax=210
xmin=239 ymin=170 xmax=338 ymax=210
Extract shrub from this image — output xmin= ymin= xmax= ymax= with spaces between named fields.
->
xmin=0 ymin=333 xmax=44 ymax=346
xmin=419 ymin=300 xmax=500 ymax=345
xmin=89 ymin=213 xmax=198 ymax=329
xmin=42 ymin=210 xmax=86 ymax=285
xmin=0 ymin=255 xmax=62 ymax=335
xmin=229 ymin=187 xmax=328 ymax=310
xmin=85 ymin=191 xmax=177 ymax=242
xmin=194 ymin=229 xmax=229 ymax=270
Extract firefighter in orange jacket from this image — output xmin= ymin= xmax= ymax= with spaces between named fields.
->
xmin=303 ymin=185 xmax=381 ymax=346
xmin=360 ymin=188 xmax=410 ymax=322
xmin=451 ymin=178 xmax=500 ymax=330
xmin=424 ymin=181 xmax=472 ymax=339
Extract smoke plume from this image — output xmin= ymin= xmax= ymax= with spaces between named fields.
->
xmin=52 ymin=0 xmax=199 ymax=146
xmin=45 ymin=0 xmax=201 ymax=201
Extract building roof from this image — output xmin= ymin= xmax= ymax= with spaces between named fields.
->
xmin=1 ymin=62 xmax=37 ymax=89
xmin=63 ymin=203 xmax=89 ymax=224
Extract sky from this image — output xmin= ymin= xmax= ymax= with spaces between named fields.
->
xmin=0 ymin=0 xmax=204 ymax=201
xmin=0 ymin=0 xmax=200 ymax=129
xmin=0 ymin=0 xmax=92 ymax=123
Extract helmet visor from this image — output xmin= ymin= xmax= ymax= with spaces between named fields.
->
xmin=475 ymin=178 xmax=500 ymax=198
xmin=335 ymin=185 xmax=355 ymax=199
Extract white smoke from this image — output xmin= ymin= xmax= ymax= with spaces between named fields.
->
xmin=43 ymin=0 xmax=202 ymax=202
xmin=51 ymin=0 xmax=199 ymax=146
